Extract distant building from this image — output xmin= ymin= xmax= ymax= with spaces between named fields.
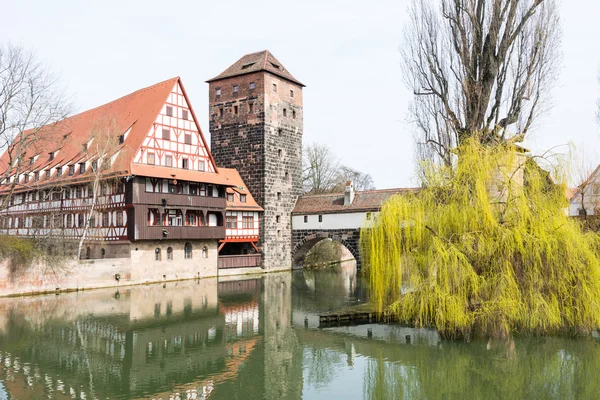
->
xmin=569 ymin=165 xmax=600 ymax=216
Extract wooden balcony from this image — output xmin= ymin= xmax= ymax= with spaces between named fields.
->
xmin=218 ymin=254 xmax=262 ymax=269
xmin=135 ymin=225 xmax=225 ymax=241
xmin=135 ymin=191 xmax=225 ymax=209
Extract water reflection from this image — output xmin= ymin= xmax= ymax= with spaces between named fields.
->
xmin=0 ymin=267 xmax=598 ymax=399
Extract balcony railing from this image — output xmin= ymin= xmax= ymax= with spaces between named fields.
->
xmin=218 ymin=254 xmax=262 ymax=269
xmin=136 ymin=225 xmax=225 ymax=241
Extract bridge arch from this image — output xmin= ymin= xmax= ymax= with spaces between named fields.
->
xmin=292 ymin=230 xmax=361 ymax=270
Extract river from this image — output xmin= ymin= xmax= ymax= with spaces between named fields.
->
xmin=0 ymin=262 xmax=598 ymax=399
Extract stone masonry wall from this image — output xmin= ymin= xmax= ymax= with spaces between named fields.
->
xmin=209 ymin=70 xmax=303 ymax=271
xmin=291 ymin=228 xmax=362 ymax=270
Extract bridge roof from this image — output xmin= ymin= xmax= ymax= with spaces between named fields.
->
xmin=293 ymin=188 xmax=421 ymax=215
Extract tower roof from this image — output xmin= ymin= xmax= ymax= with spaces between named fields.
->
xmin=206 ymin=50 xmax=305 ymax=87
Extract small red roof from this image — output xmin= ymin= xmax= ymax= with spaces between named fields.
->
xmin=293 ymin=188 xmax=421 ymax=215
xmin=219 ymin=168 xmax=263 ymax=212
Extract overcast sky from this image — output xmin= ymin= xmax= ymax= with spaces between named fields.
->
xmin=2 ymin=0 xmax=599 ymax=188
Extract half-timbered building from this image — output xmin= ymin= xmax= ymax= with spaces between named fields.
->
xmin=0 ymin=77 xmax=260 ymax=274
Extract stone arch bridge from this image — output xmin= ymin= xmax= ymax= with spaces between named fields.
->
xmin=291 ymin=184 xmax=419 ymax=271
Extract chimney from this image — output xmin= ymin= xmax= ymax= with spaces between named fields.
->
xmin=344 ymin=181 xmax=355 ymax=206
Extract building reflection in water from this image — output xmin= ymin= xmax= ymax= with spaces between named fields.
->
xmin=0 ymin=274 xmax=300 ymax=400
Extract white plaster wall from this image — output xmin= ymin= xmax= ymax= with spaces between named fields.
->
xmin=0 ymin=239 xmax=219 ymax=297
xmin=292 ymin=212 xmax=378 ymax=230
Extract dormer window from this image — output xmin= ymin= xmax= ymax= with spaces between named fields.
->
xmin=45 ymin=170 xmax=50 ymax=179
xmin=29 ymin=157 xmax=35 ymax=165
xmin=34 ymin=172 xmax=39 ymax=181
xmin=56 ymin=167 xmax=62 ymax=177
xmin=240 ymin=194 xmax=247 ymax=203
xmin=68 ymin=165 xmax=75 ymax=176
xmin=92 ymin=160 xmax=98 ymax=172
xmin=118 ymin=134 xmax=125 ymax=144
xmin=227 ymin=193 xmax=234 ymax=202
xmin=49 ymin=152 xmax=54 ymax=161
xmin=24 ymin=174 xmax=29 ymax=183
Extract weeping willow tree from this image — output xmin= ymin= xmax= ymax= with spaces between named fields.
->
xmin=362 ymin=139 xmax=600 ymax=339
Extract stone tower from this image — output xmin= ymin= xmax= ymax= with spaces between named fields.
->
xmin=207 ymin=51 xmax=304 ymax=271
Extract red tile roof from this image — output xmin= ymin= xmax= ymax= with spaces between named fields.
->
xmin=0 ymin=77 xmax=234 ymax=191
xmin=219 ymin=168 xmax=263 ymax=212
xmin=206 ymin=50 xmax=304 ymax=87
xmin=293 ymin=188 xmax=421 ymax=215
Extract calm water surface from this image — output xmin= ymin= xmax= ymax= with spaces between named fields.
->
xmin=0 ymin=262 xmax=599 ymax=399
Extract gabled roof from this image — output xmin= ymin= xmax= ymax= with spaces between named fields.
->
xmin=219 ymin=168 xmax=263 ymax=212
xmin=206 ymin=50 xmax=304 ymax=87
xmin=0 ymin=77 xmax=233 ymax=191
xmin=293 ymin=188 xmax=421 ymax=215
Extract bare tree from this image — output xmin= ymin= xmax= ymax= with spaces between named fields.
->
xmin=76 ymin=117 xmax=121 ymax=260
xmin=0 ymin=43 xmax=70 ymax=209
xmin=334 ymin=166 xmax=375 ymax=192
xmin=303 ymin=142 xmax=341 ymax=194
xmin=403 ymin=0 xmax=560 ymax=166
xmin=303 ymin=142 xmax=376 ymax=194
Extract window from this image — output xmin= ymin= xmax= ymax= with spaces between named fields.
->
xmin=277 ymin=192 xmax=281 ymax=200
xmin=319 ymin=215 xmax=323 ymax=222
xmin=366 ymin=212 xmax=372 ymax=220
xmin=79 ymin=163 xmax=85 ymax=174
xmin=167 ymin=247 xmax=173 ymax=261
xmin=34 ymin=172 xmax=39 ymax=182
xmin=304 ymin=215 xmax=308 ymax=223
xmin=118 ymin=134 xmax=125 ymax=144
xmin=166 ymin=106 xmax=173 ymax=117
xmin=24 ymin=174 xmax=29 ymax=183
xmin=101 ymin=184 xmax=108 ymax=196
xmin=102 ymin=212 xmax=109 ymax=226
xmin=92 ymin=160 xmax=98 ymax=171
xmin=101 ymin=248 xmax=106 ymax=259
xmin=182 ymin=110 xmax=189 ymax=120
xmin=186 ymin=212 xmax=196 ymax=226
xmin=277 ymin=230 xmax=281 ymax=237
xmin=162 ymin=129 xmax=170 ymax=140
xmin=184 ymin=134 xmax=192 ymax=145
xmin=184 ymin=242 xmax=192 ymax=259
xmin=227 ymin=193 xmax=234 ymax=202
xmin=216 ymin=88 xmax=221 ymax=97
xmin=29 ymin=157 xmax=35 ymax=165
xmin=165 ymin=155 xmax=172 ymax=167
xmin=234 ymin=105 xmax=238 ymax=115
xmin=249 ymin=103 xmax=254 ymax=113
xmin=285 ymin=172 xmax=289 ymax=182
xmin=276 ymin=215 xmax=280 ymax=223
xmin=240 ymin=194 xmax=247 ymax=203
xmin=147 ymin=153 xmax=155 ymax=165
xmin=233 ymin=85 xmax=239 ymax=93
xmin=45 ymin=170 xmax=51 ymax=179
xmin=202 ymin=246 xmax=208 ymax=258
xmin=278 ymin=149 xmax=282 ymax=158
xmin=272 ymin=83 xmax=277 ymax=92
xmin=78 ymin=214 xmax=85 ymax=227
xmin=250 ymin=82 xmax=255 ymax=90
xmin=243 ymin=216 xmax=254 ymax=228
xmin=56 ymin=167 xmax=62 ymax=177
xmin=68 ymin=165 xmax=75 ymax=176
xmin=283 ymin=108 xmax=287 ymax=117
xmin=75 ymin=186 xmax=82 ymax=198
xmin=226 ymin=215 xmax=238 ymax=229
xmin=290 ymin=89 xmax=294 ymax=98
xmin=148 ymin=209 xmax=160 ymax=226
xmin=219 ymin=108 xmax=224 ymax=117
xmin=182 ymin=158 xmax=189 ymax=169
xmin=116 ymin=212 xmax=123 ymax=226
xmin=155 ymin=248 xmax=161 ymax=261
xmin=66 ymin=214 xmax=73 ymax=228
xmin=200 ymin=184 xmax=207 ymax=196
xmin=293 ymin=110 xmax=296 ymax=119
xmin=199 ymin=161 xmax=205 ymax=172
xmin=278 ymin=128 xmax=282 ymax=136
xmin=49 ymin=152 xmax=54 ymax=161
